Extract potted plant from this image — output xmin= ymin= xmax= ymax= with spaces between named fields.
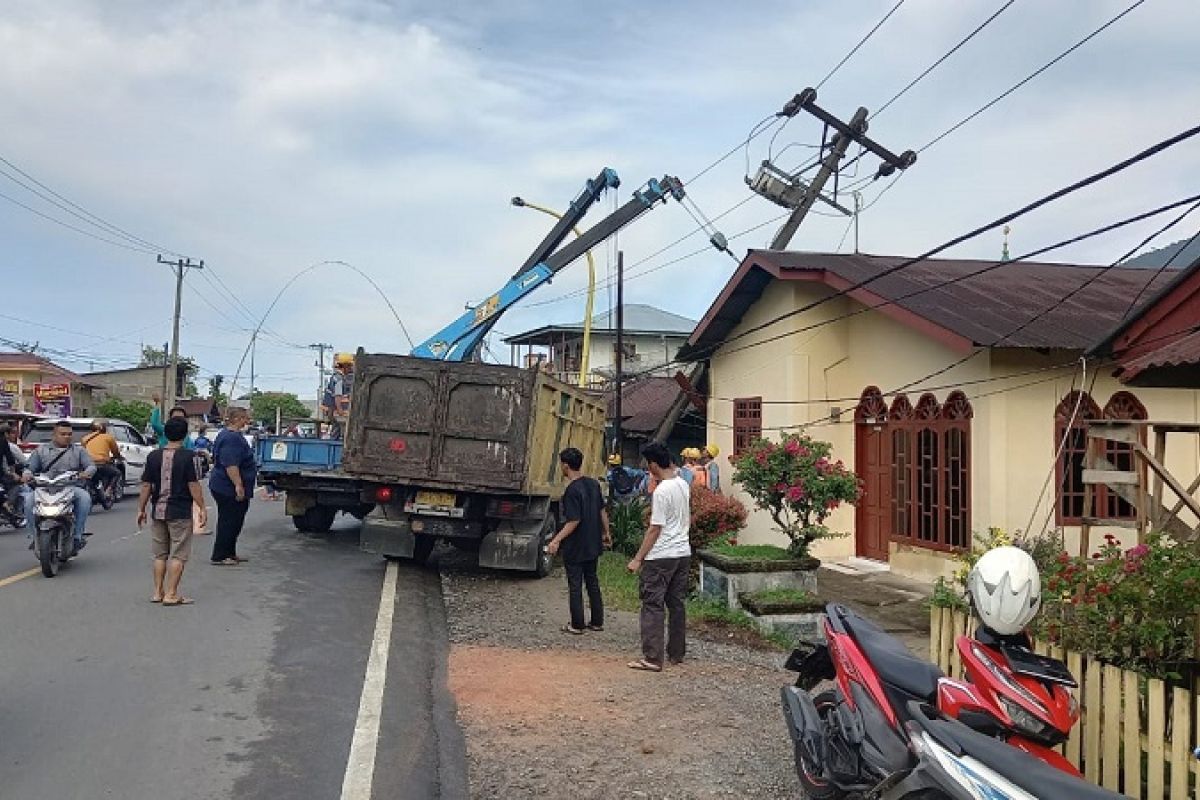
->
xmin=698 ymin=433 xmax=860 ymax=609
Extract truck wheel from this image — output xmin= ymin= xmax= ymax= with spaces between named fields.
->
xmin=293 ymin=506 xmax=336 ymax=533
xmin=534 ymin=514 xmax=556 ymax=578
xmin=412 ymin=535 xmax=436 ymax=565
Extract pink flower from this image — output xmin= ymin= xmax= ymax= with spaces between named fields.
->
xmin=774 ymin=482 xmax=788 ymax=493
xmin=785 ymin=440 xmax=801 ymax=456
xmin=1127 ymin=544 xmax=1150 ymax=560
xmin=786 ymin=485 xmax=806 ymax=503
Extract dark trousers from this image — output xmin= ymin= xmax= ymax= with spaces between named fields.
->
xmin=564 ymin=558 xmax=603 ymax=630
xmin=211 ymin=492 xmax=249 ymax=562
xmin=639 ymin=555 xmax=690 ymax=666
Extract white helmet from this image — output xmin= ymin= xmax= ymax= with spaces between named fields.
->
xmin=967 ymin=546 xmax=1042 ymax=635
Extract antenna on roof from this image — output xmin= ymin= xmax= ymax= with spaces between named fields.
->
xmin=1002 ymin=225 xmax=1011 ymax=262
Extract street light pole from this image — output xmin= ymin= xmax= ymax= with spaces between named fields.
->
xmin=511 ymin=198 xmax=596 ymax=388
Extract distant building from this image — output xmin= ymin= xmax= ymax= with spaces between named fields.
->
xmin=85 ymin=364 xmax=190 ymax=405
xmin=173 ymin=398 xmax=222 ymax=428
xmin=0 ymin=353 xmax=99 ymax=416
xmin=503 ymin=304 xmax=696 ymax=387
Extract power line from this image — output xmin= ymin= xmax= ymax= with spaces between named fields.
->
xmin=816 ymin=0 xmax=907 ymax=90
xmin=0 ymin=187 xmax=158 ymax=254
xmin=882 ymin=200 xmax=1200 ymax=398
xmin=717 ymin=192 xmax=1200 ymax=361
xmin=872 ymin=0 xmax=1017 ymax=120
xmin=0 ymin=154 xmax=188 ymax=256
xmin=702 ymin=123 xmax=1200 ymax=361
xmin=1121 ymin=224 xmax=1200 ymax=319
xmin=918 ymin=0 xmax=1147 ymax=153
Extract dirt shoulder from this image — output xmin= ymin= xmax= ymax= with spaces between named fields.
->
xmin=436 ymin=548 xmax=799 ymax=799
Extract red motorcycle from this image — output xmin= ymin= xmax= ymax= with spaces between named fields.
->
xmin=782 ymin=603 xmax=1116 ymax=798
xmin=939 ymin=626 xmax=1080 ymax=776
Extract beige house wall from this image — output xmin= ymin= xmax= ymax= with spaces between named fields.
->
xmin=707 ymin=282 xmax=1200 ymax=582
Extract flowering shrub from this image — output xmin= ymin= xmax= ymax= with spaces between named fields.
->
xmin=1034 ymin=533 xmax=1200 ymax=676
xmin=931 ymin=528 xmax=1200 ymax=680
xmin=689 ymin=485 xmax=748 ymax=550
xmin=731 ymin=433 xmax=860 ymax=559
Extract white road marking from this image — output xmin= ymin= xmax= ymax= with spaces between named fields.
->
xmin=341 ymin=559 xmax=399 ymax=800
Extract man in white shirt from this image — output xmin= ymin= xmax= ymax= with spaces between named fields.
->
xmin=627 ymin=441 xmax=691 ymax=672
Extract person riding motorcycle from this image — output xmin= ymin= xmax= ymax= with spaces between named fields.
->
xmin=20 ymin=419 xmax=96 ymax=553
xmin=321 ymin=352 xmax=354 ymax=440
xmin=0 ymin=422 xmax=22 ymax=518
xmin=82 ymin=420 xmax=123 ymax=501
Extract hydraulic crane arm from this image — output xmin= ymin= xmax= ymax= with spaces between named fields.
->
xmin=513 ymin=167 xmax=620 ymax=277
xmin=411 ymin=174 xmax=685 ymax=362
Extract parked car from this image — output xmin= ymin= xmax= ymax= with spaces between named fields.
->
xmin=24 ymin=417 xmax=155 ymax=487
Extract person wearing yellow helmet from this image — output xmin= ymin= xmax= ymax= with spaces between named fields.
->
xmin=682 ymin=447 xmax=708 ymax=489
xmin=606 ymin=452 xmax=647 ymax=503
xmin=322 ymin=352 xmax=355 ymax=439
xmin=701 ymin=444 xmax=721 ymax=494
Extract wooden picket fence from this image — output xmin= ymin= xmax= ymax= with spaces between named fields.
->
xmin=930 ymin=607 xmax=1200 ymax=799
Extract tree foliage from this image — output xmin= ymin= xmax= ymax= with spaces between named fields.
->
xmin=96 ymin=398 xmax=154 ymax=433
xmin=250 ymin=391 xmax=310 ymax=426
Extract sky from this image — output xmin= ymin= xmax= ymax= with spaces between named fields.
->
xmin=2 ymin=0 xmax=1199 ymax=402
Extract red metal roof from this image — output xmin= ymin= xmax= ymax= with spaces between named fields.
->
xmin=681 ymin=251 xmax=1178 ymax=360
xmin=609 ymin=377 xmax=685 ymax=434
xmin=1120 ymin=330 xmax=1200 ymax=379
xmin=0 ymin=353 xmax=99 ymax=386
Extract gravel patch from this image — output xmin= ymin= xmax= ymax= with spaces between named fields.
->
xmin=434 ymin=547 xmax=800 ymax=799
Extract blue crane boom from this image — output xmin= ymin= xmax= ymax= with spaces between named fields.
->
xmin=410 ymin=170 xmax=685 ymax=362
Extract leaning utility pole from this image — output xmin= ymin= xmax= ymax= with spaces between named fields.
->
xmin=157 ymin=255 xmax=204 ymax=409
xmin=309 ymin=342 xmax=332 ymax=408
xmin=613 ymin=251 xmax=624 ymax=460
xmin=751 ymin=88 xmax=917 ymax=251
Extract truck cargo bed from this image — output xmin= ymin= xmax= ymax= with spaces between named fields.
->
xmin=342 ymin=353 xmax=604 ymax=498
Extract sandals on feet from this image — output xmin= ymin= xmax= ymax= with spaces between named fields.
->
xmin=562 ymin=624 xmax=584 ymax=635
xmin=161 ymin=597 xmax=194 ymax=606
xmin=587 ymin=624 xmax=605 ymax=632
xmin=627 ymin=659 xmax=662 ymax=672
xmin=211 ymin=558 xmax=239 ymax=566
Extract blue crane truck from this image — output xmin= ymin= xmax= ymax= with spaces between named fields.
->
xmin=256 ymin=168 xmax=688 ymax=574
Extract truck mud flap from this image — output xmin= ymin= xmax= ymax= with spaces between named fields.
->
xmin=286 ymin=491 xmax=316 ymax=516
xmin=478 ymin=520 xmax=543 ymax=572
xmin=360 ymin=515 xmax=416 ymax=559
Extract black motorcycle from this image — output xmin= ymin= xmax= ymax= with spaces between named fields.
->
xmin=88 ymin=460 xmax=124 ymax=511
xmin=0 ymin=479 xmax=25 ymax=529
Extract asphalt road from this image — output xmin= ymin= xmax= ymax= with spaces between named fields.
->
xmin=0 ymin=490 xmax=467 ymax=800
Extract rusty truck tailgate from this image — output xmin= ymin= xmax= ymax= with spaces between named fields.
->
xmin=342 ymin=354 xmax=535 ymax=492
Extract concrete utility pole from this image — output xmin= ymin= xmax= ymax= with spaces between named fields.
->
xmin=309 ymin=342 xmax=332 ymax=408
xmin=157 ymin=255 xmax=204 ymax=409
xmin=754 ymin=88 xmax=916 ymax=251
xmin=613 ymin=251 xmax=624 ymax=460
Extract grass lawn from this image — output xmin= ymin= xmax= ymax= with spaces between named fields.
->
xmin=744 ymin=587 xmax=818 ymax=605
xmin=595 ymin=552 xmax=792 ymax=650
xmin=706 ymin=543 xmax=794 ymax=560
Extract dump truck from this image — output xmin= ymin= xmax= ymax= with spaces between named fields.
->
xmin=255 ymin=167 xmax=709 ymax=573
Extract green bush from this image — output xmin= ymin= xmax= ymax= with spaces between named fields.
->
xmin=608 ymin=498 xmax=647 ymax=556
xmin=95 ymin=398 xmax=154 ymax=433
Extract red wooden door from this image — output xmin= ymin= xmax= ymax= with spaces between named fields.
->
xmin=855 ymin=422 xmax=891 ymax=561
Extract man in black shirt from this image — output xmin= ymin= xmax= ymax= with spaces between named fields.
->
xmin=137 ymin=417 xmax=207 ymax=606
xmin=547 ymin=447 xmax=611 ymax=634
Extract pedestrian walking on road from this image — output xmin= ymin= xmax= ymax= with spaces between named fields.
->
xmin=138 ymin=417 xmax=206 ymax=605
xmin=627 ymin=441 xmax=691 ymax=672
xmin=546 ymin=447 xmax=610 ymax=635
xmin=209 ymin=407 xmax=256 ymax=566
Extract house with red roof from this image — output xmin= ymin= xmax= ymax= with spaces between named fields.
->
xmin=679 ymin=250 xmax=1200 ymax=581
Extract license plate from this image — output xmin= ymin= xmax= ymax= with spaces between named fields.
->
xmin=415 ymin=491 xmax=456 ymax=508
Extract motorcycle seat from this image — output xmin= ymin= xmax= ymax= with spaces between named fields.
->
xmin=837 ymin=606 xmax=944 ymax=702
xmin=917 ymin=713 xmax=1126 ymax=799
